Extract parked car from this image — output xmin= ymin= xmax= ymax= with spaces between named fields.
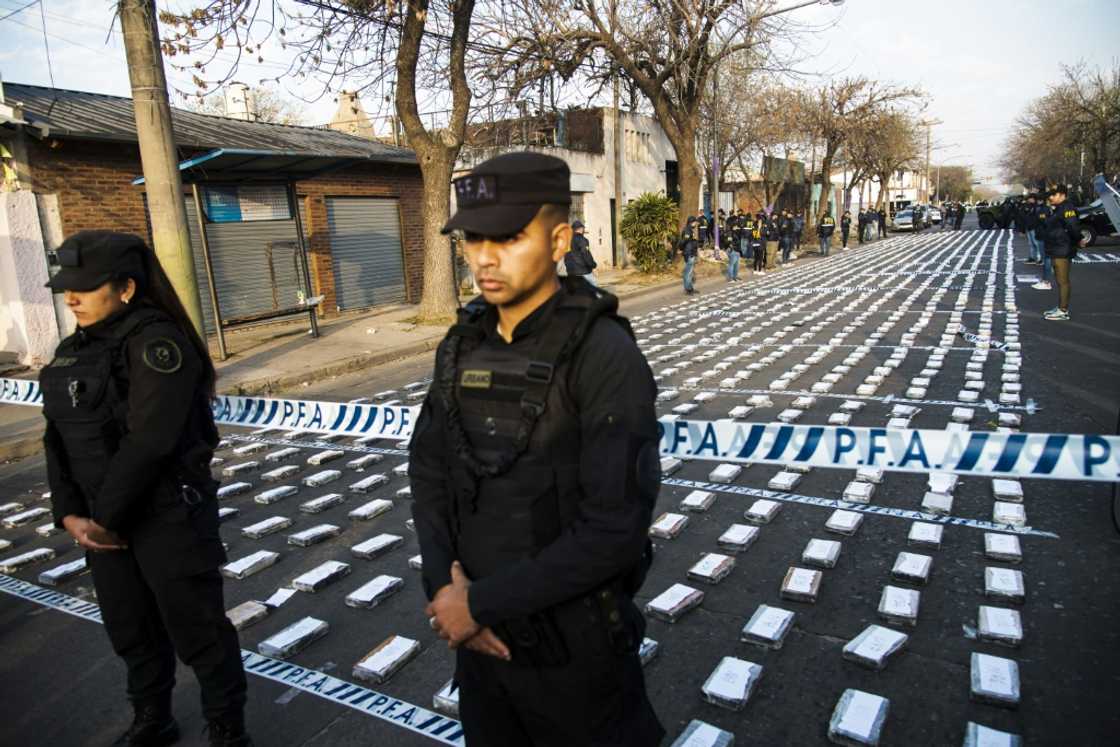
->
xmin=892 ymin=209 xmax=916 ymax=231
xmin=1076 ymin=199 xmax=1117 ymax=247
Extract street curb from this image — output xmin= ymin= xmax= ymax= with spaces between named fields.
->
xmin=0 ymin=434 xmax=42 ymax=464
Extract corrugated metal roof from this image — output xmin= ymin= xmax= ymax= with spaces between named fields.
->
xmin=3 ymin=82 xmax=416 ymax=165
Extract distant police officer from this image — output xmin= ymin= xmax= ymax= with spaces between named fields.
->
xmin=679 ymin=216 xmax=701 ymax=294
xmin=817 ymin=212 xmax=836 ymax=256
xmin=1040 ymin=184 xmax=1084 ymax=321
xmin=40 ymin=231 xmax=250 ymax=747
xmin=725 ymin=212 xmax=741 ymax=281
xmin=840 ymin=210 xmax=852 ymax=248
xmin=778 ymin=210 xmax=796 ymax=265
xmin=564 ymin=219 xmax=599 ymax=287
xmin=410 ymin=152 xmax=665 ymax=747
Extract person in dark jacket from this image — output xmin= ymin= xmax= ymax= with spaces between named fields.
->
xmin=564 ymin=220 xmax=599 ymax=287
xmin=1039 ymin=185 xmax=1085 ymax=320
xmin=778 ymin=211 xmax=796 ymax=265
xmin=679 ymin=216 xmax=700 ymax=294
xmin=41 ymin=231 xmax=251 ymax=747
xmin=856 ymin=210 xmax=867 ymax=244
xmin=414 ymin=152 xmax=664 ymax=746
xmin=725 ymin=213 xmax=741 ymax=281
xmin=817 ymin=212 xmax=836 ymax=256
xmin=1022 ymin=195 xmax=1042 ymax=265
xmin=840 ymin=211 xmax=852 ymax=248
xmin=953 ymin=203 xmax=965 ymax=230
xmin=748 ymin=213 xmax=766 ymax=274
xmin=877 ymin=208 xmax=888 ymax=238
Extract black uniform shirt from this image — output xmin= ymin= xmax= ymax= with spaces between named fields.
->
xmin=43 ymin=308 xmax=213 ymax=531
xmin=409 ymin=288 xmax=660 ymax=626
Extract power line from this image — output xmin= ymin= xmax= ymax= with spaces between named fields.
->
xmin=0 ymin=0 xmax=295 ymax=74
xmin=0 ymin=0 xmax=36 ymax=22
xmin=37 ymin=0 xmax=54 ymax=88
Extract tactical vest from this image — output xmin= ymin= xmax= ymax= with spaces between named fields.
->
xmin=438 ymin=278 xmax=655 ymax=661
xmin=40 ymin=308 xmax=176 ymax=504
xmin=435 ymin=279 xmax=628 ymax=577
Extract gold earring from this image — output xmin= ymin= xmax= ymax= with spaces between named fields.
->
xmin=123 ymin=297 xmax=131 ymax=305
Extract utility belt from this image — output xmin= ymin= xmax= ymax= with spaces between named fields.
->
xmin=493 ymin=583 xmax=640 ymax=668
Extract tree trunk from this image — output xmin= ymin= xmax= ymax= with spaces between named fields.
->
xmin=395 ymin=0 xmax=473 ymax=323
xmin=677 ymin=139 xmax=703 ymax=228
xmin=816 ymin=150 xmax=836 ymax=223
xmin=415 ymin=150 xmax=458 ymax=321
xmin=876 ymin=172 xmax=890 ymax=212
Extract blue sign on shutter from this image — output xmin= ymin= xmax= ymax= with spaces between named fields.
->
xmin=204 ymin=186 xmax=243 ymax=223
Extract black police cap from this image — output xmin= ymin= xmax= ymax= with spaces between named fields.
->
xmin=443 ymin=152 xmax=571 ymax=237
xmin=46 ymin=231 xmax=147 ymax=293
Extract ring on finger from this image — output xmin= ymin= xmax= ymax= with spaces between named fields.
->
xmin=429 ymin=616 xmax=439 ymax=630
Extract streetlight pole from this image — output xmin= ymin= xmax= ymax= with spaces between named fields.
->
xmin=712 ymin=55 xmax=721 ymax=258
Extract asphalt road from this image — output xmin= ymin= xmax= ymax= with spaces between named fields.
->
xmin=1 ymin=222 xmax=1117 ymax=747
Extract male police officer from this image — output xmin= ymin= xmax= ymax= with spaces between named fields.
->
xmin=564 ymin=219 xmax=599 ymax=286
xmin=817 ymin=211 xmax=836 ymax=256
xmin=1040 ymin=184 xmax=1084 ymax=320
xmin=410 ymin=152 xmax=665 ymax=747
xmin=679 ymin=216 xmax=701 ymax=294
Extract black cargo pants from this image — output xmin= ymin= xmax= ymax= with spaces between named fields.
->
xmin=455 ymin=600 xmax=664 ymax=747
xmin=87 ymin=490 xmax=246 ymax=721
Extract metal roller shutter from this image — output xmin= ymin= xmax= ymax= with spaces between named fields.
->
xmin=183 ymin=199 xmax=309 ymax=334
xmin=326 ymin=197 xmax=406 ymax=310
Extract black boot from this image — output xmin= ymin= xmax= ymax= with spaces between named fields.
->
xmin=113 ymin=701 xmax=179 ymax=746
xmin=206 ymin=715 xmax=253 ymax=747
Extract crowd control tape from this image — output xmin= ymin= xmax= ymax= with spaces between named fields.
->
xmin=210 ymin=394 xmax=418 ymax=441
xmin=4 ymin=378 xmax=1117 ymax=481
xmin=0 ymin=379 xmax=418 ymax=443
xmin=659 ymin=418 xmax=1120 ymax=483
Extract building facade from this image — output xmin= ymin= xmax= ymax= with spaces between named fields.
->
xmin=1 ymin=82 xmax=425 ymax=365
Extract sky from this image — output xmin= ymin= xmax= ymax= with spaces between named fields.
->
xmin=2 ymin=0 xmax=1118 ymax=187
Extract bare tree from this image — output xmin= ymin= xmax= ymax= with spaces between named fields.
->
xmin=187 ymin=84 xmax=308 ymax=124
xmin=936 ymin=165 xmax=974 ymax=203
xmin=484 ymin=0 xmax=802 ymax=226
xmin=862 ymin=111 xmax=923 ymax=212
xmin=160 ymin=0 xmax=497 ymax=321
xmin=1000 ymin=62 xmax=1119 ymax=189
xmin=723 ymin=82 xmax=809 ymax=210
xmin=799 ymin=77 xmax=922 ymax=222
xmin=1057 ymin=62 xmax=1120 ymax=177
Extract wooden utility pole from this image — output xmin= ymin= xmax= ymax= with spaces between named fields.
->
xmin=119 ymin=0 xmax=205 ymax=335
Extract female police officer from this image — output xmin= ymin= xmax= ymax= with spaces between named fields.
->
xmin=40 ymin=231 xmax=249 ymax=747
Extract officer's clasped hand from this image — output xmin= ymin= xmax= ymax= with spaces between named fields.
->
xmin=62 ymin=515 xmax=128 ymax=552
xmin=425 ymin=562 xmax=511 ymax=661
xmin=426 ymin=561 xmax=479 ymax=645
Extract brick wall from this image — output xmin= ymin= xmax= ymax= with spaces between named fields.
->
xmin=24 ymin=137 xmax=425 ymax=316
